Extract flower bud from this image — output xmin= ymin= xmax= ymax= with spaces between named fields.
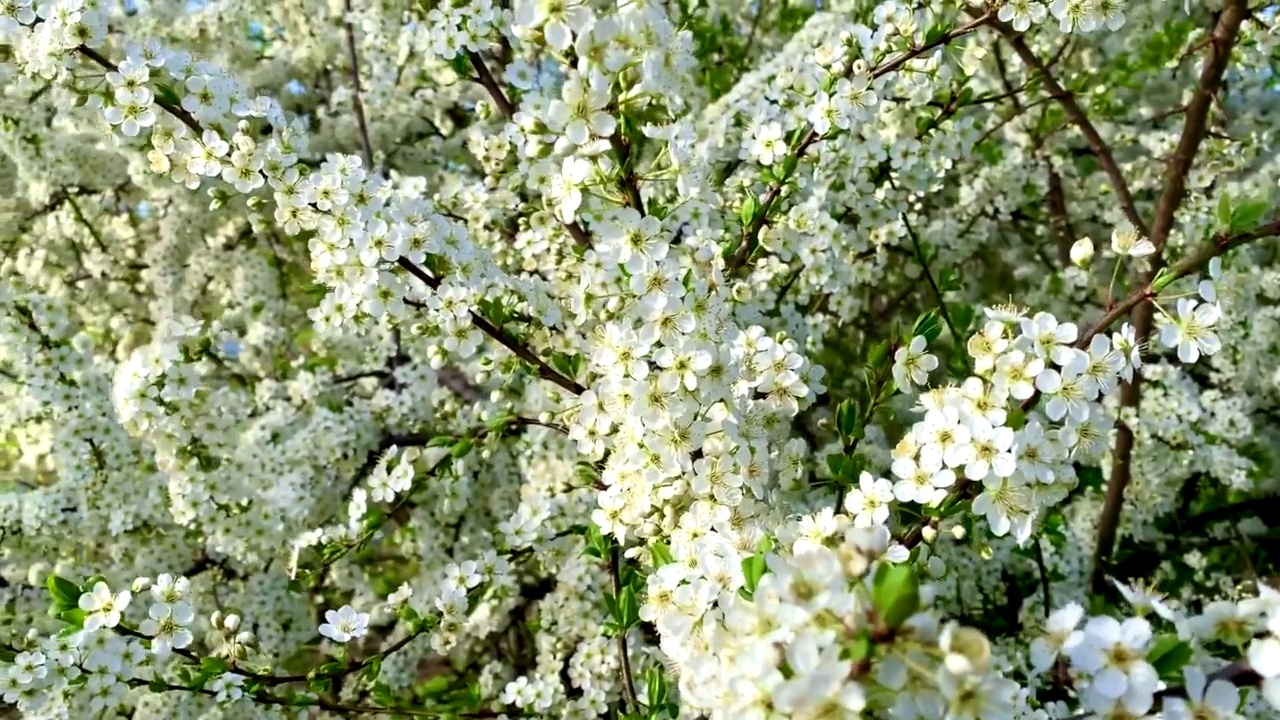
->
xmin=950 ymin=524 xmax=967 ymax=541
xmin=1070 ymin=237 xmax=1094 ymax=268
xmin=921 ymin=525 xmax=937 ymax=543
xmin=131 ymin=576 xmax=152 ymax=592
xmin=223 ymin=613 xmax=241 ymax=632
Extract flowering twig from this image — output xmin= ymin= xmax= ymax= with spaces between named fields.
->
xmin=726 ymin=9 xmax=995 ymax=276
xmin=302 ymin=414 xmax=567 ymax=579
xmin=73 ymin=42 xmax=584 ymax=397
xmin=464 ymin=50 xmax=594 ymax=250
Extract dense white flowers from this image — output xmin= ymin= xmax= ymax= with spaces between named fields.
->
xmin=1 ymin=1 xmax=1278 ymax=719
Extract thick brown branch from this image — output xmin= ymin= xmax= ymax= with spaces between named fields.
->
xmin=1090 ymin=0 xmax=1246 ymax=594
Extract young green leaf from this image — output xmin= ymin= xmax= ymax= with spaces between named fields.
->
xmin=871 ymin=563 xmax=920 ymax=630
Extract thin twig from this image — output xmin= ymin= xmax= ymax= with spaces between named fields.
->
xmin=1033 ymin=538 xmax=1052 ymax=619
xmin=900 ymin=211 xmax=963 ymax=348
xmin=727 ymin=10 xmax=995 ymax=276
xmin=342 ymin=0 xmax=376 ymax=168
xmin=65 ymin=195 xmax=108 ymax=254
xmin=608 ymin=546 xmax=640 ymax=714
xmin=737 ymin=0 xmax=769 ymax=69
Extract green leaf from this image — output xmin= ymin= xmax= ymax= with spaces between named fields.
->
xmin=846 ymin=453 xmax=866 ymax=480
xmin=1230 ymin=197 xmax=1271 ymax=233
xmin=740 ymin=195 xmax=758 ymax=229
xmin=741 ymin=553 xmax=767 ymax=597
xmin=46 ymin=574 xmax=82 ymax=609
xmin=550 ymin=352 xmax=582 ymax=380
xmin=200 ymin=657 xmax=230 ymax=676
xmin=1077 ymin=465 xmax=1105 ymax=491
xmin=913 ymin=309 xmax=942 ymax=344
xmin=938 ymin=267 xmax=963 ymax=293
xmin=867 ymin=340 xmax=890 ymax=370
xmin=1147 ymin=634 xmax=1193 ymax=681
xmin=925 ymin=22 xmax=954 ymax=46
xmin=153 ymin=83 xmax=183 ymax=111
xmin=779 ymin=154 xmax=798 ymax=178
xmin=649 ymin=542 xmax=674 ymax=568
xmin=583 ymin=523 xmax=611 ymax=559
xmin=1216 ymin=192 xmax=1233 ymax=231
xmin=826 ymin=452 xmax=846 ymax=478
xmin=618 ymin=586 xmax=639 ymax=628
xmin=449 ymin=438 xmax=474 ymax=459
xmin=871 ymin=563 xmax=920 ymax=630
xmin=362 ymin=655 xmax=383 ymax=683
xmin=836 ymin=400 xmax=859 ymax=444
xmin=645 ymin=666 xmax=668 ymax=714
xmin=950 ymin=304 xmax=976 ymax=336
xmin=1150 ymin=266 xmax=1175 ymax=294
xmin=843 ymin=632 xmax=872 ymax=663
xmin=57 ymin=608 xmax=88 ymax=627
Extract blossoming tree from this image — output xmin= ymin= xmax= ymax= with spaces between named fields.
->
xmin=3 ymin=0 xmax=1280 ymax=718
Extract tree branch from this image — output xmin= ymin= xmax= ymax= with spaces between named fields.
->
xmin=464 ymin=50 xmax=593 ymax=250
xmin=74 ymin=42 xmax=582 ymax=398
xmin=1091 ymin=0 xmax=1247 ymax=594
